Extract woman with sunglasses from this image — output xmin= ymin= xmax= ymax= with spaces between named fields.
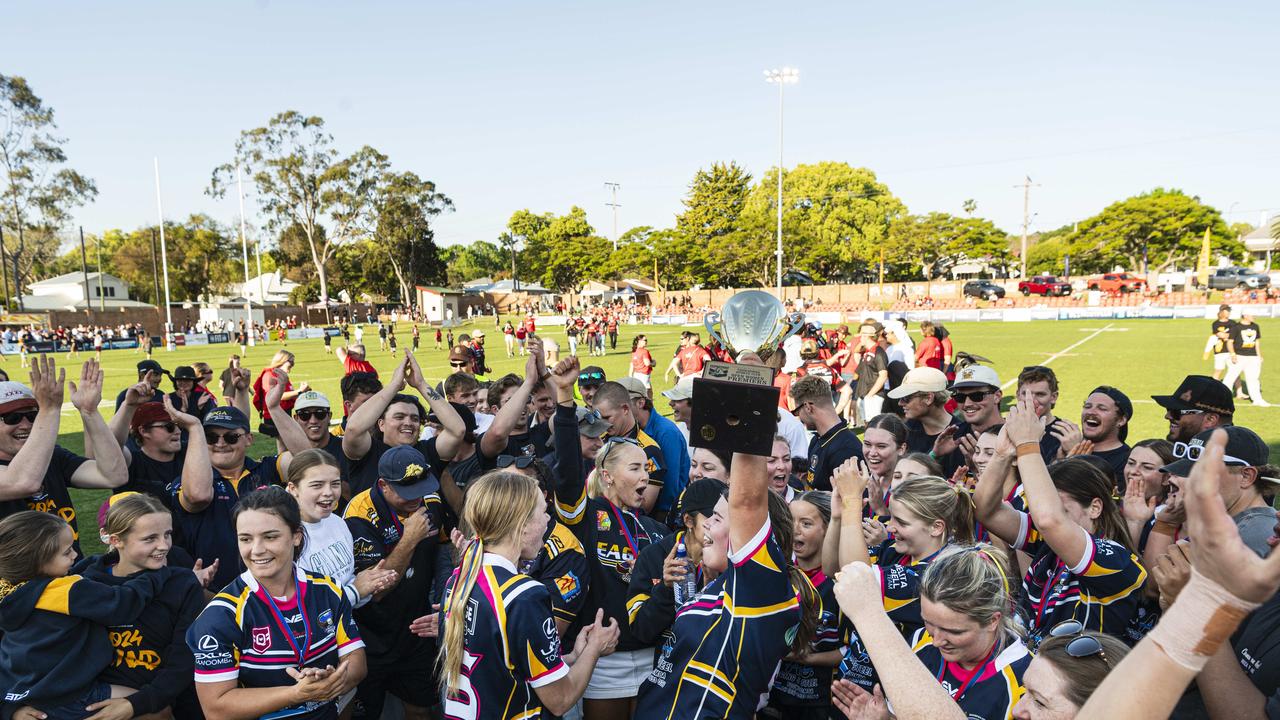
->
xmin=548 ymin=356 xmax=665 ymax=720
xmin=830 ymin=544 xmax=1030 ymax=720
xmin=974 ymin=400 xmax=1145 ymax=648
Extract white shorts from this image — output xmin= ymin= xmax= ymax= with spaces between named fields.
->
xmin=583 ymin=647 xmax=652 ymax=699
xmin=630 ymin=371 xmax=652 ymax=388
xmin=1215 ymin=353 xmax=1231 ymax=371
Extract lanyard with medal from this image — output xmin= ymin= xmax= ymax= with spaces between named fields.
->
xmin=607 ymin=499 xmax=641 ymax=583
xmin=260 ymin=573 xmax=313 ymax=669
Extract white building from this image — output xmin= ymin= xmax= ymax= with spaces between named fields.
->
xmin=227 ymin=270 xmax=299 ymax=306
xmin=22 ymin=271 xmax=153 ymax=311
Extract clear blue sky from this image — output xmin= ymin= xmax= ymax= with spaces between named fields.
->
xmin=6 ymin=1 xmax=1279 ymax=252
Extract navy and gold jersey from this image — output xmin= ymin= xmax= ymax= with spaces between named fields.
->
xmin=769 ymin=568 xmax=840 ymax=708
xmin=909 ymin=629 xmax=1030 ymax=720
xmin=636 ymin=519 xmax=800 ymax=720
xmin=186 ymin=566 xmax=364 ymax=719
xmin=439 ymin=553 xmax=569 ymax=720
xmin=526 ymin=519 xmax=589 ymax=630
xmin=552 ymin=402 xmax=665 ymax=653
xmin=344 ymin=484 xmax=445 ymax=658
xmin=169 ymin=455 xmax=282 ymax=589
xmin=805 ymin=420 xmax=863 ymax=492
xmin=1013 ymin=512 xmax=1146 ymax=647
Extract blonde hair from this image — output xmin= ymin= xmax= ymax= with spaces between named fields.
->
xmin=891 ymin=475 xmax=976 ymax=545
xmin=586 ymin=439 xmax=635 ymax=499
xmin=920 ymin=544 xmax=1022 ymax=647
xmin=440 ymin=471 xmax=543 ymax=696
xmin=268 ymin=350 xmax=295 ymax=370
xmin=103 ymin=494 xmax=170 ymax=540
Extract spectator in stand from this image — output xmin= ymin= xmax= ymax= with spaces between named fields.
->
xmin=114 ymin=359 xmax=167 ymax=410
xmin=337 ymin=342 xmax=378 ymax=378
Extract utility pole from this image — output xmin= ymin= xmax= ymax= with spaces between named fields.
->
xmin=149 ymin=229 xmax=160 ymax=307
xmin=605 ymin=182 xmax=621 ymax=251
xmin=94 ymin=232 xmax=105 ymax=311
xmin=1015 ymin=176 xmax=1040 ymax=279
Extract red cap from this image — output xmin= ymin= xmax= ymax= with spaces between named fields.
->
xmin=130 ymin=402 xmax=172 ymax=433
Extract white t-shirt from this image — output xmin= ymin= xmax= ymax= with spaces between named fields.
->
xmin=298 ymin=514 xmax=364 ymax=607
xmin=776 ymin=406 xmax=811 ymax=459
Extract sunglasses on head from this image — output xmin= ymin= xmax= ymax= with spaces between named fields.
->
xmin=1171 ymin=440 xmax=1248 ymax=466
xmin=295 ymin=409 xmax=330 ymax=421
xmin=1 ymin=410 xmax=37 ymax=426
xmin=601 ymin=435 xmax=641 ymax=464
xmin=953 ymin=389 xmax=991 ymax=404
xmin=579 ymin=409 xmax=603 ymax=427
xmin=205 ymin=430 xmax=246 ymax=445
xmin=144 ymin=422 xmax=178 ymax=433
xmin=579 ymin=372 xmax=604 ymax=382
xmin=497 ymin=454 xmax=537 ymax=470
xmin=1048 ymin=620 xmax=1111 ymax=667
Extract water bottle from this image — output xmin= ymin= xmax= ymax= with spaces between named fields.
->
xmin=673 ymin=540 xmax=697 ymax=606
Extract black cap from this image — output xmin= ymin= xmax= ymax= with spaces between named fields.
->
xmin=137 ymin=359 xmax=166 ymax=375
xmin=674 ymin=478 xmax=728 ymax=521
xmin=1152 ymin=375 xmax=1235 ymax=416
xmin=172 ymin=366 xmax=197 ymax=381
xmin=1161 ymin=426 xmax=1270 ymax=477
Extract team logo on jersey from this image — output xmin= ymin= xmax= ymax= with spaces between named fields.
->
xmin=318 ymin=609 xmax=335 ymax=634
xmin=555 ymin=571 xmax=581 ymax=602
xmin=596 ymin=510 xmax=611 ymax=531
xmin=251 ymin=626 xmax=272 ymax=653
xmin=198 ymin=634 xmax=219 ymax=651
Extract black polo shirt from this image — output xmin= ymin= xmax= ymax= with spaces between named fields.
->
xmin=805 ymin=420 xmax=864 ymax=491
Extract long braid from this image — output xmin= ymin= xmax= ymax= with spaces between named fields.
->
xmin=440 ymin=536 xmax=485 ymax=695
xmin=767 ymin=491 xmax=818 ymax=654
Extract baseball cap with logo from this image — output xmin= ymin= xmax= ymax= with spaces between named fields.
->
xmin=661 ymin=376 xmax=694 ymax=402
xmin=203 ymin=406 xmax=250 ymax=431
xmin=1161 ymin=426 xmax=1271 ymax=479
xmin=293 ymin=390 xmax=332 ymax=411
xmin=378 ymin=445 xmax=440 ymax=500
xmin=887 ymin=367 xmax=949 ymax=399
xmin=951 ymin=364 xmax=1002 ymax=390
xmin=1151 ymin=375 xmax=1234 ymax=416
xmin=0 ymin=382 xmax=36 ymax=415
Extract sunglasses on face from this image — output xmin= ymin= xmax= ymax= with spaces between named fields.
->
xmin=1 ymin=410 xmax=37 ymax=426
xmin=953 ymin=390 xmax=991 ymax=404
xmin=144 ymin=422 xmax=178 ymax=434
xmin=497 ymin=454 xmax=537 ymax=470
xmin=205 ymin=430 xmax=246 ymax=446
xmin=1171 ymin=408 xmax=1205 ymax=419
xmin=450 ymin=361 xmax=468 ymax=368
xmin=1048 ymin=620 xmax=1111 ymax=667
xmin=295 ymin=409 xmax=330 ymax=422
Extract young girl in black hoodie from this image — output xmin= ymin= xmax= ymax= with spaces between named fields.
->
xmin=0 ymin=510 xmax=172 ymax=720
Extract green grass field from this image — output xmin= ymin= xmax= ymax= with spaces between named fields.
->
xmin=49 ymin=315 xmax=1275 ymax=554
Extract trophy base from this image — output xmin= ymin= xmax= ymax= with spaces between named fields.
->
xmin=689 ymin=377 xmax=780 ymax=457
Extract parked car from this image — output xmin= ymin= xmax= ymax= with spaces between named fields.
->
xmin=1017 ymin=275 xmax=1073 ymax=296
xmin=1200 ymin=267 xmax=1272 ymax=290
xmin=962 ymin=279 xmax=1006 ymax=301
xmin=1088 ymin=272 xmax=1147 ymax=293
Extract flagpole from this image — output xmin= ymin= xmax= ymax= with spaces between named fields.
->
xmin=236 ymin=165 xmax=256 ymax=348
xmin=154 ymin=158 xmax=174 ymax=350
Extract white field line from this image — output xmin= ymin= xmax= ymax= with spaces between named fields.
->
xmin=999 ymin=323 xmax=1115 ymax=391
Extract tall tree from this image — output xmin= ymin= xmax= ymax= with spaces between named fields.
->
xmin=372 ymin=170 xmax=452 ymax=304
xmin=208 ymin=112 xmax=385 ymax=313
xmin=887 ymin=212 xmax=1010 ymax=281
xmin=676 ymin=162 xmax=753 ymax=244
xmin=1074 ymin=188 xmax=1239 ymax=273
xmin=0 ymin=74 xmax=97 ymax=306
xmin=441 ymin=241 xmax=507 ymax=286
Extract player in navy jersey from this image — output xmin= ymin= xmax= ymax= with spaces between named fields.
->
xmin=547 ymin=356 xmax=666 ymax=719
xmin=635 ymin=451 xmax=819 ymax=720
xmin=974 ymin=401 xmax=1146 ymax=647
xmin=438 ymin=471 xmax=618 ymax=720
xmin=829 ymin=546 xmax=1031 ymax=720
xmin=767 ymin=491 xmax=842 ymax=720
xmin=187 ymin=487 xmax=366 ymax=719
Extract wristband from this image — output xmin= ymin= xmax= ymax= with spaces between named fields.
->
xmin=1148 ymin=568 xmax=1259 ymax=671
xmin=1015 ymin=442 xmax=1041 ymax=458
xmin=1152 ymin=520 xmax=1180 ymax=537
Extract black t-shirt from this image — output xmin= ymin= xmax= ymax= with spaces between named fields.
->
xmin=855 ymin=347 xmax=889 ymax=399
xmin=346 ymin=434 xmax=446 ymax=497
xmin=0 ymin=446 xmax=89 ymax=558
xmin=122 ymin=447 xmax=185 ymax=505
xmin=1232 ymin=591 xmax=1280 ymax=714
xmin=1212 ymin=319 xmax=1237 ymax=355
xmin=806 ymin=420 xmax=864 ymax=491
xmin=1233 ymin=322 xmax=1262 ymax=357
xmin=1040 ymin=418 xmax=1066 ymax=463
xmin=1090 ymin=443 xmax=1132 ymax=492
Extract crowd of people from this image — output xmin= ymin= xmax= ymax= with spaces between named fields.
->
xmin=0 ymin=304 xmax=1274 ymax=720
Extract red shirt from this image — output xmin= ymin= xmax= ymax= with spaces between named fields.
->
xmin=774 ymin=372 xmax=793 ymax=410
xmin=343 ymin=355 xmax=378 ymax=377
xmin=916 ymin=337 xmax=943 ymax=370
xmin=678 ymin=345 xmax=712 ymax=376
xmin=631 ymin=349 xmax=654 ymax=375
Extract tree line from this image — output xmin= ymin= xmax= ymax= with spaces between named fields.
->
xmin=2 ymin=72 xmax=1269 ymax=309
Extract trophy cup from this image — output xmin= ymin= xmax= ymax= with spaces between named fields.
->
xmin=691 ymin=291 xmax=805 ymax=455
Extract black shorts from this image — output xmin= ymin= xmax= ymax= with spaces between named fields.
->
xmin=353 ymin=641 xmax=439 ymax=717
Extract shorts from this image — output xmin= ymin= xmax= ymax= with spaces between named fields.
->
xmin=1215 ymin=352 xmax=1231 ymax=371
xmin=353 ymin=642 xmax=439 ymax=717
xmin=583 ymin=647 xmax=652 ymax=699
xmin=630 ymin=371 xmax=652 ymax=388
xmin=34 ymin=681 xmax=111 ymax=720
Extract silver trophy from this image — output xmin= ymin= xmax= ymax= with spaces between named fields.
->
xmin=703 ymin=290 xmax=805 ymax=357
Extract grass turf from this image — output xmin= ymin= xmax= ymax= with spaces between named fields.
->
xmin=50 ymin=315 xmax=1272 ymax=555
